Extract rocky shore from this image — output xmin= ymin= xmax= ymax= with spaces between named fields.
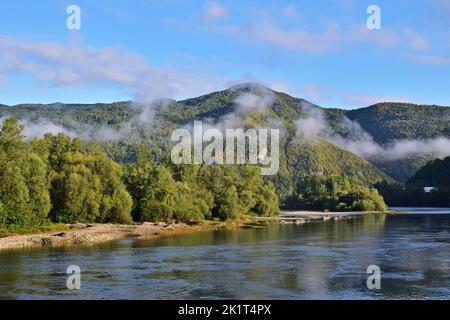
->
xmin=0 ymin=221 xmax=204 ymax=251
xmin=0 ymin=211 xmax=377 ymax=251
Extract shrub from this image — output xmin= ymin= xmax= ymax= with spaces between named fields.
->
xmin=139 ymin=200 xmax=173 ymax=222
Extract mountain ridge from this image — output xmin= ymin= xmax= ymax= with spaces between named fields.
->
xmin=1 ymin=84 xmax=449 ymax=187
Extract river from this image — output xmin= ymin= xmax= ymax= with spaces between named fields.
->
xmin=1 ymin=209 xmax=449 ymax=299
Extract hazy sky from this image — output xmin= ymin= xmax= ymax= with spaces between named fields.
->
xmin=0 ymin=0 xmax=449 ymax=108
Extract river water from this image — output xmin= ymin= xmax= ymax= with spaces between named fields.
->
xmin=1 ymin=209 xmax=449 ymax=300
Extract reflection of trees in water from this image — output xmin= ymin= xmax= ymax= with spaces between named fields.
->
xmin=297 ymin=214 xmax=387 ymax=242
xmin=0 ymin=248 xmax=71 ymax=299
xmin=0 ymin=252 xmax=23 ymax=299
xmin=3 ymin=214 xmax=448 ymax=299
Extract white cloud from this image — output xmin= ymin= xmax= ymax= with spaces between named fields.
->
xmin=223 ymin=20 xmax=341 ymax=53
xmin=293 ymin=106 xmax=450 ymax=160
xmin=0 ymin=35 xmax=223 ymax=102
xmin=202 ymin=1 xmax=229 ymax=23
xmin=214 ymin=7 xmax=431 ymax=54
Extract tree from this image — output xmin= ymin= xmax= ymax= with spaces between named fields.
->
xmin=0 ymin=117 xmax=25 ymax=163
xmin=52 ymin=153 xmax=102 ymax=223
xmin=172 ymin=182 xmax=214 ymax=222
xmin=25 ymin=153 xmax=51 ymax=222
xmin=0 ymin=201 xmax=6 ymax=229
xmin=294 ymin=175 xmax=387 ymax=212
xmin=0 ymin=164 xmax=31 ymax=227
xmin=139 ymin=201 xmax=173 ymax=222
xmin=86 ymin=148 xmax=133 ymax=223
xmin=254 ymin=183 xmax=279 ymax=216
xmin=216 ymin=186 xmax=243 ymax=220
xmin=0 ymin=117 xmax=35 ymax=228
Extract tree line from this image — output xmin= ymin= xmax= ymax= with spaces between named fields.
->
xmin=286 ymin=175 xmax=387 ymax=212
xmin=1 ymin=116 xmax=391 ymax=232
xmin=0 ymin=117 xmax=279 ymax=231
xmin=374 ymin=156 xmax=450 ymax=208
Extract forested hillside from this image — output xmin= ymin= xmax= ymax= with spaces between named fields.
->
xmin=376 ymin=156 xmax=450 ymax=208
xmin=1 ymin=84 xmax=450 ymax=194
xmin=345 ymin=103 xmax=450 ymax=144
xmin=407 ymin=156 xmax=450 ymax=187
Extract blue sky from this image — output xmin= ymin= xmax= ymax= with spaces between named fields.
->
xmin=0 ymin=0 xmax=449 ymax=108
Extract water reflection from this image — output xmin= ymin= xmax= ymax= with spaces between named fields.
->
xmin=0 ymin=213 xmax=449 ymax=300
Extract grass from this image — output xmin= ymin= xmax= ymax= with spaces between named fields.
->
xmin=0 ymin=223 xmax=69 ymax=238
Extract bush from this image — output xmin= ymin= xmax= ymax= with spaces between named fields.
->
xmin=138 ymin=200 xmax=173 ymax=222
xmin=216 ymin=186 xmax=245 ymax=220
xmin=172 ymin=182 xmax=214 ymax=222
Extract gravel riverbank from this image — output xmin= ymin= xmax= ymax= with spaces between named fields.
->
xmin=0 ymin=211 xmax=377 ymax=251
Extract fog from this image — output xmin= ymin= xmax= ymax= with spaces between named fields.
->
xmin=294 ymin=105 xmax=450 ymax=160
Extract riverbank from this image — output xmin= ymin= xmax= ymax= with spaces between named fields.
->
xmin=0 ymin=221 xmax=202 ymax=251
xmin=0 ymin=211 xmax=379 ymax=251
xmin=0 ymin=217 xmax=271 ymax=251
xmin=257 ymin=210 xmax=381 ymax=224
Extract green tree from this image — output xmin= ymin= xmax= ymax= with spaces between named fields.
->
xmin=254 ymin=183 xmax=279 ymax=216
xmin=0 ymin=117 xmax=35 ymax=228
xmin=25 ymin=153 xmax=51 ymax=222
xmin=0 ymin=164 xmax=31 ymax=227
xmin=216 ymin=186 xmax=243 ymax=220
xmin=52 ymin=153 xmax=102 ymax=223
xmin=86 ymin=148 xmax=133 ymax=223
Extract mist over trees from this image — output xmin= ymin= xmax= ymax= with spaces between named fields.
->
xmin=0 ymin=117 xmax=134 ymax=230
xmin=0 ymin=116 xmax=280 ymax=231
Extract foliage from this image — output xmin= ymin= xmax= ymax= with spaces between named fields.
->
xmin=292 ymin=175 xmax=387 ymax=212
xmin=4 ymin=84 xmax=430 ymax=229
xmin=407 ymin=156 xmax=450 ymax=187
xmin=1 ymin=85 xmax=394 ymax=203
xmin=0 ymin=117 xmax=133 ymax=228
xmin=376 ymin=180 xmax=450 ymax=207
xmin=125 ymin=152 xmax=279 ymax=222
xmin=376 ymin=156 xmax=450 ymax=207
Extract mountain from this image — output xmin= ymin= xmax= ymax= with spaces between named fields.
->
xmin=335 ymin=103 xmax=450 ymax=181
xmin=369 ymin=155 xmax=436 ymax=183
xmin=407 ymin=156 xmax=450 ymax=187
xmin=345 ymin=103 xmax=450 ymax=144
xmin=286 ymin=139 xmax=391 ymax=185
xmin=1 ymin=83 xmax=449 ymax=188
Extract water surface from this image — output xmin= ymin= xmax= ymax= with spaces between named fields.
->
xmin=1 ymin=210 xmax=449 ymax=299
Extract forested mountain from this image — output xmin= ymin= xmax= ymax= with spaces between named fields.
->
xmin=376 ymin=156 xmax=450 ymax=208
xmin=345 ymin=103 xmax=450 ymax=144
xmin=367 ymin=156 xmax=436 ymax=183
xmin=407 ymin=156 xmax=450 ymax=187
xmin=1 ymin=84 xmax=449 ymax=192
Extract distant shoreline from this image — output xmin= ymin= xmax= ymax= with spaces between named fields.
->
xmin=0 ymin=212 xmax=381 ymax=251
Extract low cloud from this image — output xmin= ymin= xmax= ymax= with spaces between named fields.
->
xmin=0 ymin=100 xmax=166 ymax=142
xmin=197 ymin=84 xmax=286 ymax=136
xmin=233 ymin=84 xmax=276 ymax=115
xmin=294 ymin=106 xmax=450 ymax=160
xmin=294 ymin=103 xmax=327 ymax=140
